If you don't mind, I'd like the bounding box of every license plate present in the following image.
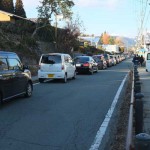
[76,64,81,67]
[48,74,54,78]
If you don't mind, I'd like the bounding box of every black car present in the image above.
[92,55,107,70]
[74,56,98,74]
[0,51,33,104]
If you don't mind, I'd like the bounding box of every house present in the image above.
[79,36,101,48]
[102,45,119,53]
[0,10,35,24]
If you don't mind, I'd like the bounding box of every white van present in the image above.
[38,53,76,83]
[146,52,150,72]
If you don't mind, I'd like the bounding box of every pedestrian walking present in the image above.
[132,54,140,66]
[139,55,144,66]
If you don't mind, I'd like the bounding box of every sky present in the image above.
[13,0,149,38]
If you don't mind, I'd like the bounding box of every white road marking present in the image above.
[89,74,128,150]
[33,82,40,86]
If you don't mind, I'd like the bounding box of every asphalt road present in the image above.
[0,59,132,150]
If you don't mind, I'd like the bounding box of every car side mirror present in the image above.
[23,65,29,70]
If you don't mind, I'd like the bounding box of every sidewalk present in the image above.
[138,67,150,133]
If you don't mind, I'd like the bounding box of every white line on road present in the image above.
[89,74,128,150]
[33,82,40,86]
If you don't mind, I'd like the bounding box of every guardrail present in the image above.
[125,69,134,150]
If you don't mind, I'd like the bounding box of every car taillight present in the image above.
[62,65,64,70]
[83,63,89,67]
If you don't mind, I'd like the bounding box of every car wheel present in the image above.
[72,71,76,79]
[39,78,45,83]
[24,82,32,97]
[95,67,98,73]
[90,68,93,75]
[63,74,67,83]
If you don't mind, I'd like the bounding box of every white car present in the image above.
[38,53,76,83]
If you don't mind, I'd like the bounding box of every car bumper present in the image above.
[38,70,65,79]
[76,67,90,73]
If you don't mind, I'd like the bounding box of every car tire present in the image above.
[63,74,67,83]
[39,78,45,83]
[24,82,32,97]
[90,68,93,75]
[72,71,76,79]
[95,67,98,73]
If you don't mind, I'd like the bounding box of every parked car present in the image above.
[114,55,119,64]
[0,51,33,104]
[103,54,112,67]
[38,53,76,83]
[92,55,107,69]
[110,55,117,66]
[74,56,98,74]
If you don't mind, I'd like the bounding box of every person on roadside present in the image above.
[139,55,144,66]
[132,54,140,65]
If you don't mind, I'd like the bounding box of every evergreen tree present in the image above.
[0,0,1,10]
[15,0,26,18]
[1,0,14,13]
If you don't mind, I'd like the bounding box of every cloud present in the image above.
[74,0,120,9]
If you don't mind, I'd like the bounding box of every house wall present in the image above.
[103,45,119,53]
[0,13,15,23]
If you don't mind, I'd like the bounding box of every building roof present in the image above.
[79,36,101,43]
[0,10,35,23]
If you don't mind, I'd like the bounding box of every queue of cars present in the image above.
[0,51,126,105]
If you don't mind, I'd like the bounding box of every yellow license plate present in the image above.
[48,74,54,78]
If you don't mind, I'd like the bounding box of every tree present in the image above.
[38,0,74,22]
[0,0,1,10]
[0,0,14,13]
[15,0,26,18]
[56,15,83,53]
[101,31,110,44]
[32,0,74,38]
[109,36,115,44]
[115,37,124,46]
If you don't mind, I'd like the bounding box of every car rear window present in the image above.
[41,55,61,64]
[75,57,90,63]
[93,56,102,59]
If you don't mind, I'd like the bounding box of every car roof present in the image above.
[76,56,91,58]
[42,53,70,56]
[0,51,19,59]
[93,55,103,57]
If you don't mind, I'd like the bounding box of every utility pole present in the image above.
[55,14,58,50]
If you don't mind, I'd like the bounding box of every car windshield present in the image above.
[75,57,90,63]
[41,55,61,64]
